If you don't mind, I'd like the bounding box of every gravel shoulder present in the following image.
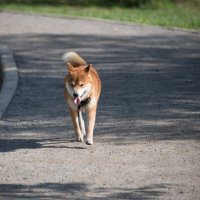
[0,11,200,199]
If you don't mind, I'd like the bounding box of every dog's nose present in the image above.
[73,93,78,98]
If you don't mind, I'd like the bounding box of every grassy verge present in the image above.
[0,2,199,30]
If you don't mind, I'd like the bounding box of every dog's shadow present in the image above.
[0,138,87,153]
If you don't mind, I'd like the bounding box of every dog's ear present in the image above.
[67,63,75,74]
[85,64,91,73]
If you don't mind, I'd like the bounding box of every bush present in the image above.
[1,0,199,8]
[0,0,170,7]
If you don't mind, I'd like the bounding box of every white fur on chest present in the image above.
[67,97,97,111]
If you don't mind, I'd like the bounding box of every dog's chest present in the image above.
[67,97,96,111]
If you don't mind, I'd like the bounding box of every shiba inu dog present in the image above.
[62,52,101,145]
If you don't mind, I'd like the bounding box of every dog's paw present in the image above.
[86,138,93,145]
[76,135,84,142]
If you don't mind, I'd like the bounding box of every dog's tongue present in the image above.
[74,97,80,105]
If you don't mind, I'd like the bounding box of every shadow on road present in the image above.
[0,182,171,199]
[0,33,199,148]
[0,138,88,153]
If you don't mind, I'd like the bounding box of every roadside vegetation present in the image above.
[0,0,199,29]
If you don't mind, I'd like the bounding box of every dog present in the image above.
[62,52,101,145]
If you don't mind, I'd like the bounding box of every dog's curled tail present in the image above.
[62,52,87,67]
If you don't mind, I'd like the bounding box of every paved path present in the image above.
[0,11,200,199]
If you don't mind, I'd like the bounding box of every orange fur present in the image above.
[63,52,101,145]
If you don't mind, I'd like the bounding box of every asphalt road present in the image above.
[0,11,200,199]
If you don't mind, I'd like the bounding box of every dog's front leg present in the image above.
[86,108,97,145]
[69,108,83,142]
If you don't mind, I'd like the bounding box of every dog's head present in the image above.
[65,63,92,105]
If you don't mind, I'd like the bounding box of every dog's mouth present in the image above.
[74,97,81,105]
[73,90,87,105]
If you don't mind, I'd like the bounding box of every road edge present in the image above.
[0,9,199,34]
[0,46,18,118]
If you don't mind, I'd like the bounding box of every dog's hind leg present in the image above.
[78,110,86,137]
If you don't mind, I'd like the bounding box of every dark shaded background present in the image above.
[0,0,199,8]
[0,32,199,145]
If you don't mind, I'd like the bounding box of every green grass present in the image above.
[0,2,199,30]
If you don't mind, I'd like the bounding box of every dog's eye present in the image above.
[70,83,75,87]
[80,84,84,87]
